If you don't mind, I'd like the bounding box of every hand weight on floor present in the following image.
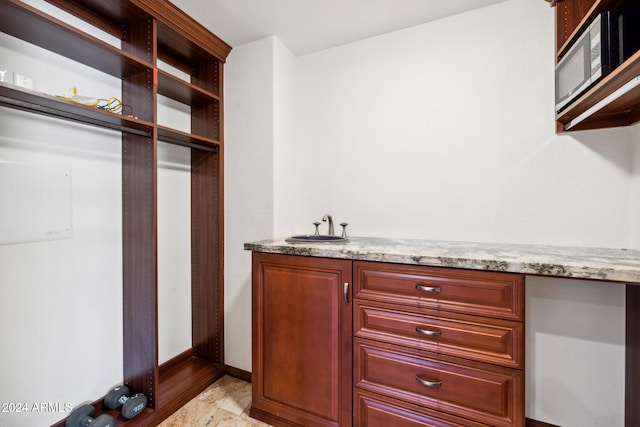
[104,385,147,419]
[65,404,114,427]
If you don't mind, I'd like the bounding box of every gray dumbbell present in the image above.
[65,404,114,427]
[104,385,147,419]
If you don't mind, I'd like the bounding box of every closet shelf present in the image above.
[1,0,152,79]
[157,70,221,105]
[0,82,153,136]
[157,125,220,152]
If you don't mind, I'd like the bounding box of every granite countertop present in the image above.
[244,236,640,283]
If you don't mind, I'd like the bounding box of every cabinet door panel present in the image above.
[252,253,352,427]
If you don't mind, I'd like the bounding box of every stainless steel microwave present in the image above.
[555,8,640,113]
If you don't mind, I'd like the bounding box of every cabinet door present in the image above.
[251,253,353,427]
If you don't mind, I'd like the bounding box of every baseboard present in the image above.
[225,365,252,383]
[250,405,302,426]
[526,418,561,427]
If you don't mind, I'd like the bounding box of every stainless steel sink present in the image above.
[286,234,348,243]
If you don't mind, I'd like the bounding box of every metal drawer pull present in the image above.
[416,375,442,388]
[343,282,349,304]
[415,326,442,337]
[416,284,441,293]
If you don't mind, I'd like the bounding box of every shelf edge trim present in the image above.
[0,95,152,137]
[564,75,640,131]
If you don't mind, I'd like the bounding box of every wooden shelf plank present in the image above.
[0,0,152,79]
[157,355,225,417]
[157,70,221,105]
[45,0,149,39]
[0,82,153,136]
[157,125,220,152]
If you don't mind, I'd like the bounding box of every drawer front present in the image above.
[354,261,524,321]
[355,389,488,427]
[354,300,523,368]
[354,339,524,427]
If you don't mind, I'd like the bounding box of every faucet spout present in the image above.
[322,214,334,236]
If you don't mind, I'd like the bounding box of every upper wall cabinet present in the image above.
[549,0,640,132]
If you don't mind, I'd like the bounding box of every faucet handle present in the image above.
[313,222,321,236]
[339,222,348,238]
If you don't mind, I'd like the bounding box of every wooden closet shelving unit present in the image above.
[0,0,231,424]
[550,0,640,132]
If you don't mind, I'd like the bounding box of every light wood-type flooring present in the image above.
[160,375,271,427]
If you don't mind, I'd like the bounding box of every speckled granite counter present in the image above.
[244,236,640,283]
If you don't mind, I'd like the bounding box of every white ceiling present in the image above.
[170,0,509,56]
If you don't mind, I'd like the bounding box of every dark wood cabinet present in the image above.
[250,253,525,426]
[353,261,525,427]
[0,1,230,424]
[549,0,640,132]
[251,253,353,427]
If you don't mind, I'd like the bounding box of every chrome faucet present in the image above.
[322,214,334,235]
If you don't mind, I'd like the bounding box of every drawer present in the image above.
[355,388,488,427]
[354,300,523,368]
[354,338,524,427]
[354,261,524,321]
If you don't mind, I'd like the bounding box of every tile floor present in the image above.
[159,376,272,427]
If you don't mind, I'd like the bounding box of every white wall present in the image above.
[284,1,634,247]
[224,37,278,371]
[225,0,635,425]
[526,277,625,426]
[0,109,123,427]
[273,38,298,238]
[157,142,192,364]
[0,16,124,424]
[223,36,296,371]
